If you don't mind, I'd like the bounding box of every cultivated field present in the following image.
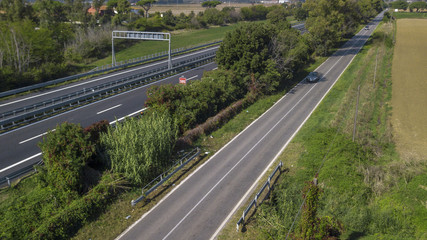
[391,19,427,160]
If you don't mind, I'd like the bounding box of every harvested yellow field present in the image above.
[391,19,427,160]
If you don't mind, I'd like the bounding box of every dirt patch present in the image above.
[391,19,427,160]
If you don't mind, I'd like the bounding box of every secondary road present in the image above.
[0,62,216,179]
[116,12,384,240]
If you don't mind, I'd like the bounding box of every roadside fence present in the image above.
[236,161,283,231]
[131,147,201,206]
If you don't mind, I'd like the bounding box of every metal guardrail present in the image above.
[0,41,221,99]
[131,147,201,206]
[236,161,283,231]
[0,52,216,131]
[0,160,43,187]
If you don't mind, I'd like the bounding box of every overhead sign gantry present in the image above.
[112,31,172,69]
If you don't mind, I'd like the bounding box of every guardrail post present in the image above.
[254,195,258,207]
[6,177,10,187]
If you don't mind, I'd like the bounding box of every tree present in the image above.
[0,0,33,22]
[409,1,427,12]
[391,0,408,10]
[33,0,66,28]
[38,122,95,194]
[271,27,309,83]
[294,7,308,21]
[137,0,156,18]
[64,0,89,23]
[216,22,280,94]
[203,8,224,25]
[267,6,291,29]
[201,0,221,8]
[92,0,105,19]
[303,0,345,56]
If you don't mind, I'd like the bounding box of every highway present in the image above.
[116,12,384,240]
[0,46,218,114]
[0,62,216,179]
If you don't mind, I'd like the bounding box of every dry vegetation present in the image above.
[391,19,427,161]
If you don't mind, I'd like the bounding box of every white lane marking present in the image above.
[162,78,319,240]
[109,108,147,125]
[0,152,42,173]
[211,18,375,240]
[0,47,219,108]
[186,75,198,81]
[97,104,122,115]
[19,129,55,144]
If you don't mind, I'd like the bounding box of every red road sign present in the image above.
[179,76,186,84]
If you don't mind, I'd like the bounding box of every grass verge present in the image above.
[90,25,239,68]
[218,21,427,239]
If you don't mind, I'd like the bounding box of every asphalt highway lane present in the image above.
[116,12,384,240]
[0,62,216,178]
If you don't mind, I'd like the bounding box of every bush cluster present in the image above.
[146,69,243,133]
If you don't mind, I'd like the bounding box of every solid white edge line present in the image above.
[0,152,42,173]
[0,46,219,107]
[210,17,376,240]
[97,104,122,115]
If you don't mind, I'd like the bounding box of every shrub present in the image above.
[84,120,110,144]
[38,122,95,194]
[30,172,126,240]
